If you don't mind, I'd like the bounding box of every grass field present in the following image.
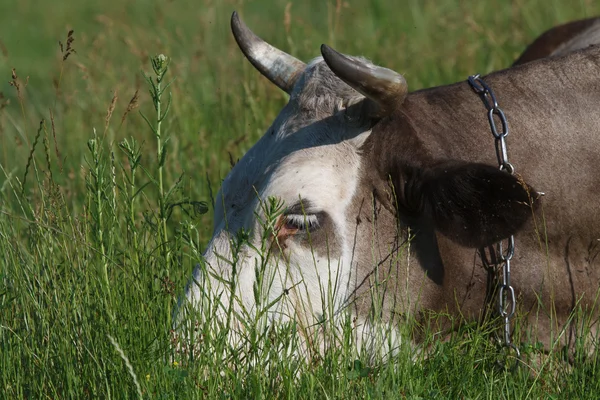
[2,0,600,398]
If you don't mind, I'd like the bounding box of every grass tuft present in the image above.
[1,0,600,397]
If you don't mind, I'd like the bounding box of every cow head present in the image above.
[178,12,536,354]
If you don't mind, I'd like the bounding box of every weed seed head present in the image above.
[151,54,170,77]
[59,29,76,61]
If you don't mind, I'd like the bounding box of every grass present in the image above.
[1,0,600,397]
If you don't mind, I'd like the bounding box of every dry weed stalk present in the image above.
[59,29,76,61]
[49,109,62,171]
[104,90,118,135]
[9,68,31,147]
[54,29,76,109]
[119,89,140,129]
[284,3,292,35]
[0,92,8,110]
[9,68,28,104]
[22,120,44,194]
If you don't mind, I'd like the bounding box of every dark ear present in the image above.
[421,163,537,248]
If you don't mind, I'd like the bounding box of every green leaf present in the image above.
[158,144,167,167]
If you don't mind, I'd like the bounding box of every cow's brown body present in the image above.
[352,50,600,349]
[181,14,600,357]
[515,17,600,65]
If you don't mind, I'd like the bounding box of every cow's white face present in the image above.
[177,14,412,356]
[178,13,538,358]
[183,58,374,340]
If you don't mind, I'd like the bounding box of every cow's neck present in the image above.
[383,45,600,163]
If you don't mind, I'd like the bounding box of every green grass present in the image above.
[1,0,600,397]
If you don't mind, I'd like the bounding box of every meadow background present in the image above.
[1,0,600,398]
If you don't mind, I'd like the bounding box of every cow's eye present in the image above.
[283,213,320,232]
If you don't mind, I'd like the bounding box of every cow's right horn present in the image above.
[231,12,306,94]
[320,44,407,117]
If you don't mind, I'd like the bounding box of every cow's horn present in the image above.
[231,12,305,94]
[320,44,407,116]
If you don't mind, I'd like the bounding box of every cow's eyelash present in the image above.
[284,214,320,230]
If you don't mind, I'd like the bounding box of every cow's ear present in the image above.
[421,163,537,248]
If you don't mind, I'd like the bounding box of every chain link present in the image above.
[468,74,520,363]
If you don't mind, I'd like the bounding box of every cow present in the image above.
[177,12,600,361]
[514,17,600,65]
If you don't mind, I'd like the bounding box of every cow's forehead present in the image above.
[261,139,363,209]
[287,57,365,122]
[214,58,372,230]
[216,137,364,233]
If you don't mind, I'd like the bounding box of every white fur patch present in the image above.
[179,58,393,356]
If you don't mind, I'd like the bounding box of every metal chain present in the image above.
[467,74,520,363]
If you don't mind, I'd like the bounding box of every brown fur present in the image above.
[346,46,600,352]
[514,17,600,65]
[190,14,600,360]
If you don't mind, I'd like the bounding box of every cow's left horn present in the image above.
[321,44,407,116]
[231,12,306,94]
